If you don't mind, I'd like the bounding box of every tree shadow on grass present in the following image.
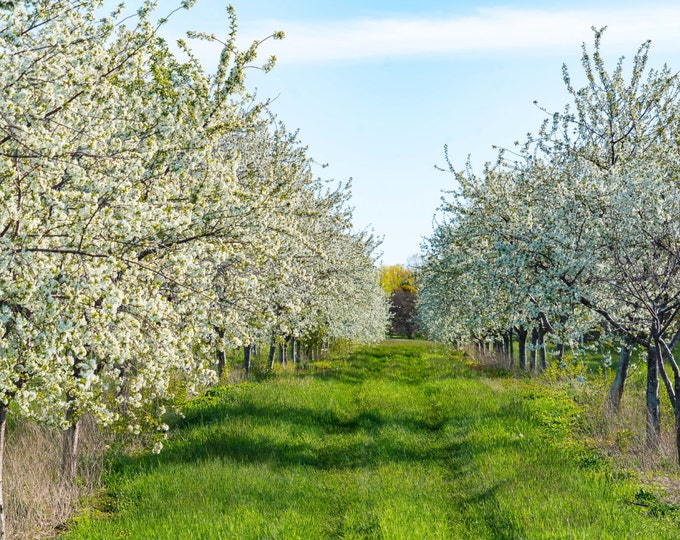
[456,480,528,540]
[114,391,527,486]
[119,426,476,475]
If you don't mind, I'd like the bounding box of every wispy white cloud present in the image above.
[235,5,680,64]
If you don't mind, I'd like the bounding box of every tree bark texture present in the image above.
[493,339,504,359]
[0,404,7,540]
[517,327,527,371]
[289,338,296,364]
[538,326,547,371]
[61,414,80,480]
[646,345,661,448]
[215,328,225,379]
[508,328,514,368]
[278,343,285,366]
[608,343,630,412]
[675,411,680,466]
[243,345,252,378]
[530,327,538,372]
[267,342,276,370]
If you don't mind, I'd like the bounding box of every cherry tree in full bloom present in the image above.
[0,1,388,534]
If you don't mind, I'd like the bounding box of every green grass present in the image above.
[62,341,680,539]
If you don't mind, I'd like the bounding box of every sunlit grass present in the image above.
[63,340,680,539]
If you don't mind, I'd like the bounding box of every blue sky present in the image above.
[152,0,680,265]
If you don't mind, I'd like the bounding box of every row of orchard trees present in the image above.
[418,29,680,463]
[0,1,388,534]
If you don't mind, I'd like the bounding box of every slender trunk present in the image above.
[673,366,680,466]
[517,327,527,371]
[658,338,680,465]
[61,410,80,480]
[215,328,225,379]
[62,357,83,480]
[493,339,503,357]
[658,345,676,410]
[508,328,514,368]
[675,403,680,467]
[674,373,680,466]
[556,342,565,363]
[502,333,510,363]
[673,375,680,465]
[216,349,225,379]
[538,326,547,371]
[609,343,631,412]
[0,404,7,540]
[289,338,296,364]
[530,327,538,372]
[267,342,276,369]
[243,345,252,378]
[278,343,286,366]
[646,345,661,448]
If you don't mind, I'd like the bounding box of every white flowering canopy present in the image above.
[0,0,388,436]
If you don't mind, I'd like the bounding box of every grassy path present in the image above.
[64,341,678,539]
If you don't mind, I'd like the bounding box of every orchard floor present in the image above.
[62,341,679,539]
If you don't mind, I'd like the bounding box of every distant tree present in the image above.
[380,265,418,338]
[380,265,415,294]
[390,288,418,338]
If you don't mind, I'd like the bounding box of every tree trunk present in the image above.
[508,328,514,368]
[0,404,7,540]
[215,327,225,379]
[61,411,80,480]
[267,342,276,370]
[608,343,631,412]
[289,338,297,364]
[517,327,527,371]
[502,333,510,365]
[530,327,538,372]
[675,404,680,467]
[278,342,286,366]
[669,350,680,466]
[675,372,680,466]
[62,358,83,480]
[243,345,252,378]
[556,342,565,363]
[646,345,661,448]
[658,339,680,465]
[216,349,225,380]
[538,326,547,371]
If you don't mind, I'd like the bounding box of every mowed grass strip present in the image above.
[63,341,679,539]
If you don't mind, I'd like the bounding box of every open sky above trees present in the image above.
[137,0,680,265]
